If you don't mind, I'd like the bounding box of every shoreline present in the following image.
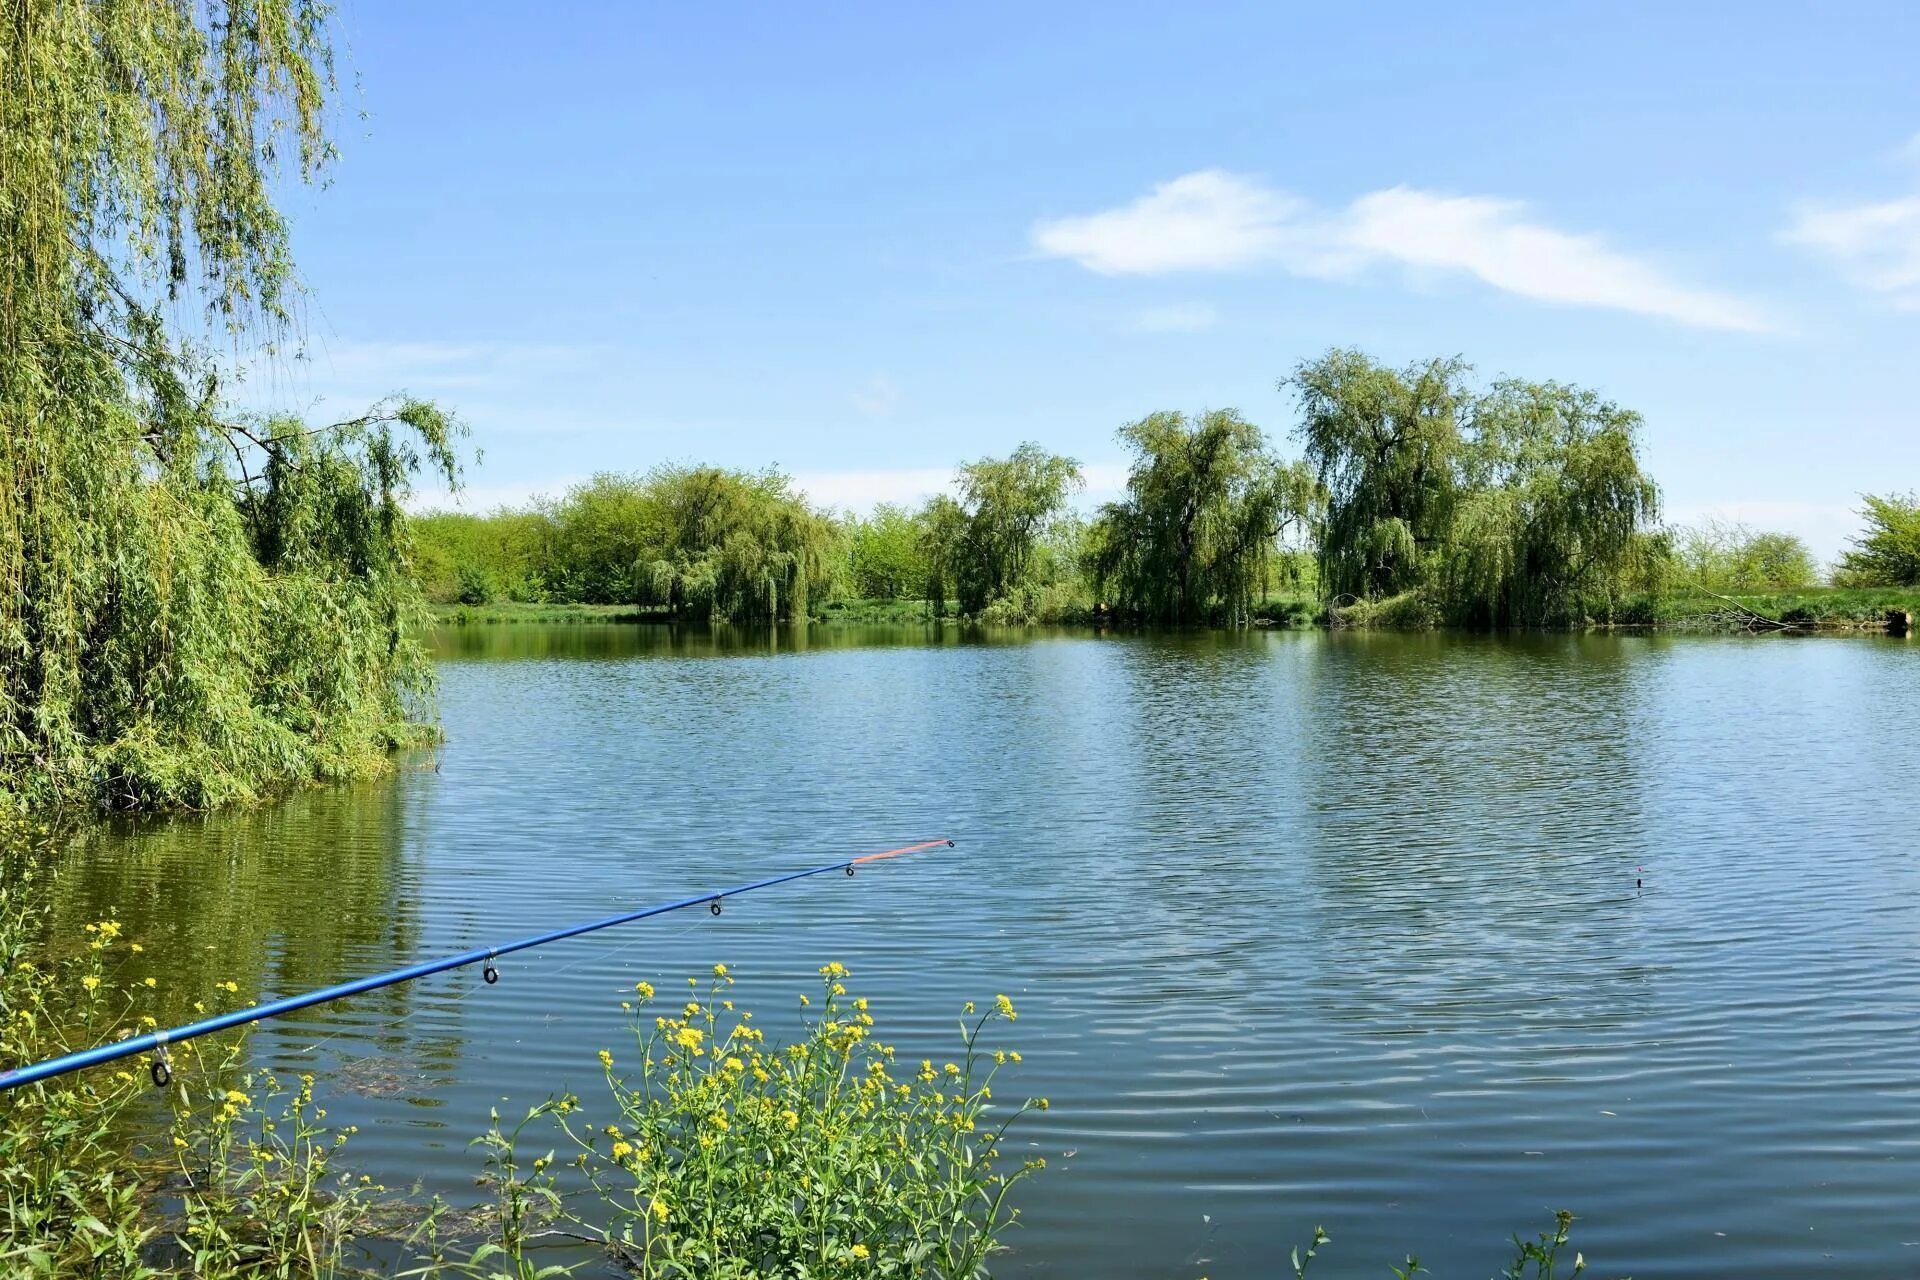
[432,589,1917,637]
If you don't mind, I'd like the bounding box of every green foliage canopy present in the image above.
[1673,518,1820,592]
[0,1,462,811]
[1290,350,1471,600]
[1835,493,1920,587]
[847,503,927,600]
[494,466,843,622]
[1289,350,1664,627]
[1444,380,1662,626]
[919,444,1082,615]
[1089,410,1315,624]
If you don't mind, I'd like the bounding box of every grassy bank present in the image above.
[438,594,1328,630]
[440,588,1916,636]
[434,602,662,624]
[1326,585,1918,633]
[1649,585,1920,631]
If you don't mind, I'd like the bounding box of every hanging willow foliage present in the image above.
[1,2,462,812]
[1289,349,1663,628]
[1444,380,1661,627]
[1089,410,1315,625]
[531,466,842,623]
[1289,349,1472,601]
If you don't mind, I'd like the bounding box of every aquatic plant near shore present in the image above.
[5,861,1611,1278]
[439,964,1048,1278]
[0,863,373,1278]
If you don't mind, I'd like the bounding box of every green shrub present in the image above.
[0,860,373,1279]
[1836,493,1920,587]
[1330,590,1441,630]
[441,965,1047,1279]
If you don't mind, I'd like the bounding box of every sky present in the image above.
[248,1,1920,563]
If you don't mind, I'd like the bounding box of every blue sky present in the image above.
[253,1,1920,561]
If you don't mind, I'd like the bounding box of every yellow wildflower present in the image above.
[611,1141,633,1160]
[598,1049,614,1069]
[635,981,655,1000]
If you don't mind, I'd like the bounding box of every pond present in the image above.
[44,623,1920,1277]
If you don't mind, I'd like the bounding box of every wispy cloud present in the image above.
[1129,303,1219,333]
[850,375,902,418]
[1782,137,1920,310]
[1032,170,1774,333]
[1032,171,1307,274]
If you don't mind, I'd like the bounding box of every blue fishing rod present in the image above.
[0,837,953,1094]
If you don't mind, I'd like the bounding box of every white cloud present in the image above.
[1129,303,1218,333]
[850,375,901,418]
[1031,171,1773,332]
[1782,194,1920,310]
[1032,170,1306,274]
[1341,188,1774,331]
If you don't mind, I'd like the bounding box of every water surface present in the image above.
[48,624,1920,1277]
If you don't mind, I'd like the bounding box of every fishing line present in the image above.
[0,837,954,1094]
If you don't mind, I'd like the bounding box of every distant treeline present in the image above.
[416,349,1920,629]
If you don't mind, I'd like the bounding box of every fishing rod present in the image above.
[0,836,954,1095]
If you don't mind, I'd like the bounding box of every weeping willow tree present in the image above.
[662,466,843,622]
[1442,381,1661,627]
[1088,410,1315,624]
[1,2,463,812]
[917,444,1081,616]
[537,466,840,622]
[1289,349,1470,601]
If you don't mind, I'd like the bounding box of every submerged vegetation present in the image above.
[0,1,462,817]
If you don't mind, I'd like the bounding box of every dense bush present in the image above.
[1835,493,1920,587]
[1672,518,1820,591]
